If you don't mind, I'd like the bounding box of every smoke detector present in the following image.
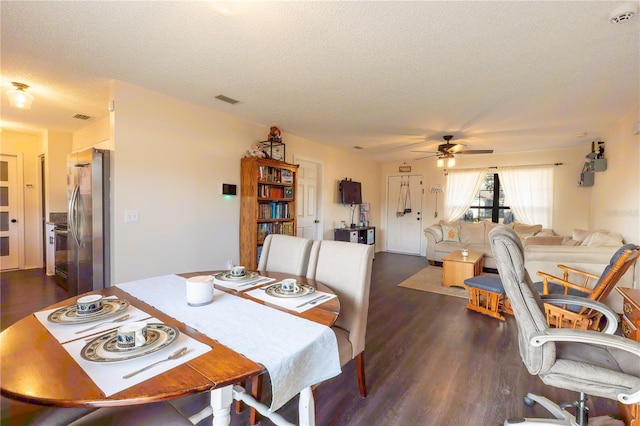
[610,2,638,23]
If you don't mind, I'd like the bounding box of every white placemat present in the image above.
[245,286,337,313]
[34,296,152,343]
[62,317,212,397]
[117,274,341,412]
[213,274,275,291]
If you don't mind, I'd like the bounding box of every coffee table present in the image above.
[442,250,484,288]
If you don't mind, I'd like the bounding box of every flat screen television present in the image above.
[340,180,362,205]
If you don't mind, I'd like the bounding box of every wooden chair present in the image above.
[535,243,639,330]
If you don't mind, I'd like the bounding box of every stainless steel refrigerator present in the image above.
[67,148,111,296]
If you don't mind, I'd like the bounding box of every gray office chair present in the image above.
[488,226,640,426]
[257,234,313,276]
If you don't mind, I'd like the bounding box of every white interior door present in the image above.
[295,158,322,240]
[1,155,20,270]
[386,175,423,254]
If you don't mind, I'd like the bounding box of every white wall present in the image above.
[44,130,72,215]
[590,105,639,286]
[109,81,381,283]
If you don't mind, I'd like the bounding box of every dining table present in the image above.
[0,270,341,426]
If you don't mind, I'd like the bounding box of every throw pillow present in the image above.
[573,229,591,243]
[441,224,460,242]
[459,221,485,245]
[513,222,543,236]
[562,238,581,246]
[587,231,624,247]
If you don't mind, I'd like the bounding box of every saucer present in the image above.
[265,283,315,298]
[215,271,259,282]
[81,323,179,363]
[48,299,129,324]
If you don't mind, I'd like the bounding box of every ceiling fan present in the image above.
[412,135,494,165]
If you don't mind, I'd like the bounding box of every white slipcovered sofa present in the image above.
[425,223,635,310]
[424,220,548,270]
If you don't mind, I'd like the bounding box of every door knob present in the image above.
[314,220,320,223]
[11,219,17,223]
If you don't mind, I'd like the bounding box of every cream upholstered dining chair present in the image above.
[306,239,375,397]
[257,234,313,276]
[488,226,640,426]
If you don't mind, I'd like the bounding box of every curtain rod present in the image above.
[447,162,563,172]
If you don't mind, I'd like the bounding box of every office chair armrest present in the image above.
[540,294,617,333]
[530,328,640,405]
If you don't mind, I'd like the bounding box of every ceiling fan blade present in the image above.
[457,149,494,154]
[414,153,439,160]
[447,144,466,154]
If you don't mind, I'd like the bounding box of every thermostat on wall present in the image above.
[222,184,237,195]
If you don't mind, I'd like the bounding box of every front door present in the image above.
[295,158,322,240]
[1,154,20,270]
[386,174,424,254]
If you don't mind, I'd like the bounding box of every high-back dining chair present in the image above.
[488,226,640,426]
[257,234,313,276]
[534,243,640,330]
[306,239,375,397]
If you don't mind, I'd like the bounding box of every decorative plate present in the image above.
[265,283,315,298]
[81,323,179,363]
[47,299,129,324]
[215,271,260,282]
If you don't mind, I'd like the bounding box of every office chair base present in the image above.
[504,393,623,426]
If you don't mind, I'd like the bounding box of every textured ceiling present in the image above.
[1,1,638,162]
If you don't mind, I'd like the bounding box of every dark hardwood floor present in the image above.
[1,253,622,425]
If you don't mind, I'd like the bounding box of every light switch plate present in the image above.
[124,210,139,223]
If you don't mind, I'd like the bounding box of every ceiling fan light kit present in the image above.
[413,134,494,165]
[6,82,34,110]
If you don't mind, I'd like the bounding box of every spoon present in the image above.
[74,314,131,334]
[122,347,189,379]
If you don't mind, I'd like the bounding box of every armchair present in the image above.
[535,244,639,330]
[488,227,640,426]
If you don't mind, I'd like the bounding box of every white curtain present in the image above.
[444,169,486,221]
[498,165,554,228]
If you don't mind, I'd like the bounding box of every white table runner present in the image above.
[117,274,341,411]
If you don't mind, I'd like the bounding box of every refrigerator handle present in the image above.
[69,185,81,248]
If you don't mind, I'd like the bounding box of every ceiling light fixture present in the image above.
[6,82,34,110]
[436,154,456,168]
[436,157,444,168]
[610,2,638,23]
[447,156,456,168]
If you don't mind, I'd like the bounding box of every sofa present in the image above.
[424,220,548,270]
[424,222,635,310]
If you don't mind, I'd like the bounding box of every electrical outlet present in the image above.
[124,210,139,223]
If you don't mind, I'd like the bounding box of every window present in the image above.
[463,173,512,223]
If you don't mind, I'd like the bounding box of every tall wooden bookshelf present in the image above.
[240,157,298,270]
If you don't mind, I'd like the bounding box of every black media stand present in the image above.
[334,226,375,247]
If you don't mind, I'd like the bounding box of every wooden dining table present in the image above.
[0,271,340,425]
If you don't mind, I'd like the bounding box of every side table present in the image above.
[442,250,483,288]
[616,287,640,426]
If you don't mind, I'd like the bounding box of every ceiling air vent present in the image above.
[73,114,91,120]
[214,94,240,105]
[353,146,364,150]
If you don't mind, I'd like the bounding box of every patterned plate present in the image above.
[81,323,179,363]
[215,271,260,282]
[47,299,129,324]
[265,283,315,298]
